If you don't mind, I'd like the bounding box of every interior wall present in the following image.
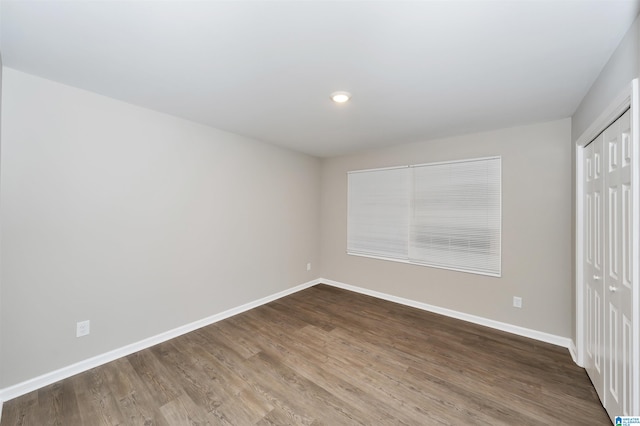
[0,50,4,391]
[570,14,640,343]
[0,0,4,390]
[572,15,640,142]
[320,119,572,338]
[0,68,321,388]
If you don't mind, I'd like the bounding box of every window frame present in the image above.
[347,156,502,277]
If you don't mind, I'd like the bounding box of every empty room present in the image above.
[0,0,639,424]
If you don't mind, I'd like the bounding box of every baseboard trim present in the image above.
[0,278,322,403]
[320,278,572,349]
[569,340,581,366]
[0,276,575,405]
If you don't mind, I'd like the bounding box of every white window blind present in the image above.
[347,157,501,277]
[347,167,409,260]
[410,158,501,275]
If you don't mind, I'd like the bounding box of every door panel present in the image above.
[585,135,605,399]
[603,109,633,419]
[608,302,619,404]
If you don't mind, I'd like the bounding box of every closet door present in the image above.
[584,133,605,400]
[603,109,633,417]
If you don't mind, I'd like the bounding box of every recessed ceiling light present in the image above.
[330,91,351,103]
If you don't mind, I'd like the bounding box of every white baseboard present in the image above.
[0,276,575,407]
[569,340,581,366]
[0,278,321,404]
[321,278,573,350]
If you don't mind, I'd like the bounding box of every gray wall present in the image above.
[572,15,640,142]
[0,68,321,387]
[0,44,3,391]
[320,119,573,337]
[570,15,640,342]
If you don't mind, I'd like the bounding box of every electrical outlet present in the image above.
[76,320,90,337]
[513,297,522,308]
[306,262,311,271]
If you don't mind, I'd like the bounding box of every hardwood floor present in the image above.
[1,284,609,425]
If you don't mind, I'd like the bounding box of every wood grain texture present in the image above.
[1,284,609,425]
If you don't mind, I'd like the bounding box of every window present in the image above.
[347,157,501,277]
[347,166,410,260]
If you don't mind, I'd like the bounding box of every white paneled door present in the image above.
[603,110,633,417]
[584,131,605,400]
[584,109,635,421]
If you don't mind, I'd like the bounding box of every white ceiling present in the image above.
[2,1,639,157]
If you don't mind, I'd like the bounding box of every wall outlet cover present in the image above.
[76,320,90,337]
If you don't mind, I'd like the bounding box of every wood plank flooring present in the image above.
[1,284,609,425]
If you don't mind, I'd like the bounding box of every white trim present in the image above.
[569,340,581,366]
[348,165,409,174]
[345,252,501,278]
[0,275,579,406]
[575,86,633,148]
[574,80,639,413]
[321,278,572,349]
[0,278,321,403]
[348,156,502,175]
[410,155,501,169]
[575,142,586,366]
[631,79,640,414]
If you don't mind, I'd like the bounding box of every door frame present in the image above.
[575,79,639,414]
